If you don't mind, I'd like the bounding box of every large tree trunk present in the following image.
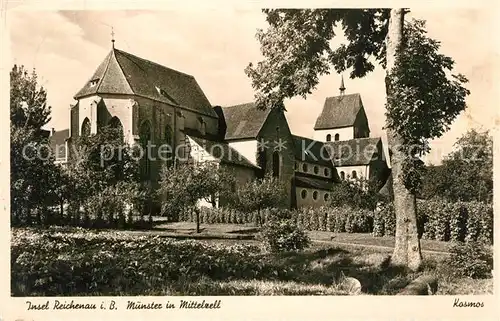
[385,8,423,271]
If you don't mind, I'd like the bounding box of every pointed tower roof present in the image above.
[74,48,218,118]
[314,93,365,130]
[339,75,346,95]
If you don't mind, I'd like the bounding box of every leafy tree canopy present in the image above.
[246,9,469,192]
[421,129,493,202]
[10,65,51,131]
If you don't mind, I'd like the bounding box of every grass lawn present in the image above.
[153,221,451,254]
[11,226,492,296]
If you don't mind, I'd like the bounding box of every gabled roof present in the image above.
[219,102,272,140]
[314,93,364,130]
[187,135,259,169]
[74,48,217,118]
[378,170,394,201]
[49,129,69,159]
[325,137,382,166]
[291,135,334,168]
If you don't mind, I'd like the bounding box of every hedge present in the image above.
[180,206,373,234]
[180,199,493,244]
[373,199,493,243]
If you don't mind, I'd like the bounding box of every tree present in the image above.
[10,65,51,131]
[69,125,139,192]
[421,130,493,202]
[65,125,140,221]
[10,65,60,225]
[158,162,234,233]
[245,9,469,270]
[330,177,381,210]
[235,175,286,226]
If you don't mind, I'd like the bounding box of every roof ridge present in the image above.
[110,48,137,96]
[325,92,361,100]
[292,134,322,142]
[95,49,114,93]
[222,102,254,108]
[114,48,195,79]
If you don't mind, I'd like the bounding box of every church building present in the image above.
[50,46,388,209]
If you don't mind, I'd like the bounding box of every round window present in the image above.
[314,166,319,174]
[313,191,318,200]
[301,189,307,199]
[302,163,308,172]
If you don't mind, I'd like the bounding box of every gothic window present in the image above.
[257,148,266,177]
[198,117,206,135]
[340,171,345,180]
[81,118,91,137]
[272,151,280,178]
[108,116,124,139]
[334,133,340,141]
[352,170,357,179]
[164,125,173,167]
[326,134,331,142]
[139,121,152,181]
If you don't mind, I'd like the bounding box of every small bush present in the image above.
[260,219,311,253]
[444,241,493,279]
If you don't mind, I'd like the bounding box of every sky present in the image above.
[7,7,498,165]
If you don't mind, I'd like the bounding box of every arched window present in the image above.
[324,168,330,177]
[313,166,319,175]
[334,133,340,141]
[139,121,152,181]
[326,134,331,142]
[81,117,91,137]
[272,151,280,178]
[352,170,357,179]
[313,191,318,200]
[340,171,345,180]
[302,163,308,173]
[257,148,266,178]
[301,189,307,199]
[324,193,329,201]
[164,125,173,167]
[108,116,124,139]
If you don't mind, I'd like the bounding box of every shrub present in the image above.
[260,219,311,253]
[444,241,493,279]
[11,228,272,296]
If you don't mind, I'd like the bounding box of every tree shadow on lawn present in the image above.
[269,247,413,295]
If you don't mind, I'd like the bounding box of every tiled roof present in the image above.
[219,102,272,140]
[294,175,334,191]
[187,135,258,169]
[49,129,69,160]
[74,48,217,118]
[378,170,393,200]
[325,137,382,166]
[314,93,363,130]
[291,135,334,168]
